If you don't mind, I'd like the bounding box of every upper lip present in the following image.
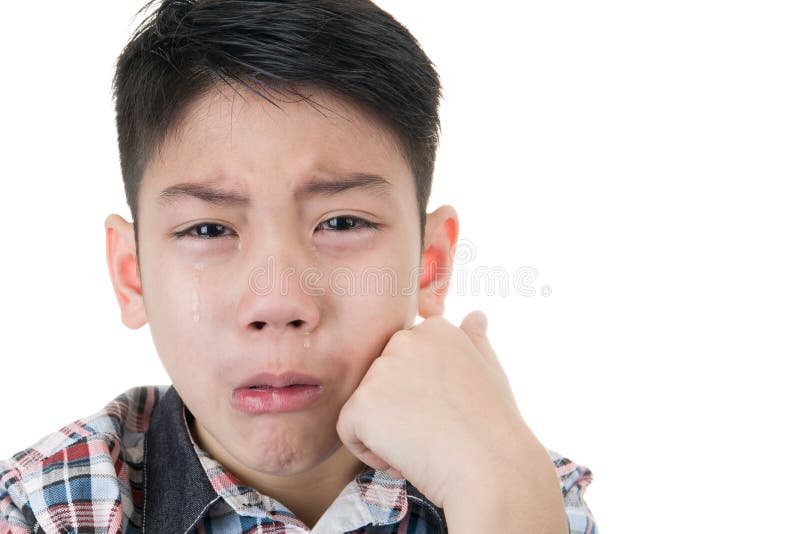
[236,371,323,389]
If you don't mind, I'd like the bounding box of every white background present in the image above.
[1,1,798,532]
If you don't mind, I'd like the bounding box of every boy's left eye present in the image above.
[316,216,378,233]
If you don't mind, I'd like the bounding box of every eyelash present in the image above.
[172,216,379,240]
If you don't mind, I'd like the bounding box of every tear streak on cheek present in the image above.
[192,262,205,323]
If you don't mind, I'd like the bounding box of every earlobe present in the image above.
[104,214,147,329]
[418,205,459,318]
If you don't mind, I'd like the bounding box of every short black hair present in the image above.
[113,0,441,251]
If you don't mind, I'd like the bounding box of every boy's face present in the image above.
[112,84,451,478]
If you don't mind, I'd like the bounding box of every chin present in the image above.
[237,432,341,475]
[246,449,329,476]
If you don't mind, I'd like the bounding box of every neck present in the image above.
[189,418,366,529]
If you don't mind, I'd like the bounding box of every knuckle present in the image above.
[386,328,414,349]
[370,355,390,372]
[428,315,448,327]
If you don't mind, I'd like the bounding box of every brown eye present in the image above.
[317,216,377,232]
[175,223,235,239]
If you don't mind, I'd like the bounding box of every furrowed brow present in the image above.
[157,173,392,208]
[295,173,392,200]
[158,182,251,208]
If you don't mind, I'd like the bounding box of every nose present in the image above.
[237,250,321,335]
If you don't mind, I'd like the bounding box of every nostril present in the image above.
[250,320,304,330]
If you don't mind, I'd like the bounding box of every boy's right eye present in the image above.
[173,223,236,239]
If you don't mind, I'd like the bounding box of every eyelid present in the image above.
[172,222,237,239]
[315,215,379,232]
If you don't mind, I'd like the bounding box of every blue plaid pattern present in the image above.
[1,386,597,532]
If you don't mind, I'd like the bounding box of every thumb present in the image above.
[460,310,520,414]
[459,310,506,378]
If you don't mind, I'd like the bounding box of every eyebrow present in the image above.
[294,173,392,200]
[158,182,251,207]
[157,173,392,208]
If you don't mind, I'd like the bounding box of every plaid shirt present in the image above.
[1,386,597,533]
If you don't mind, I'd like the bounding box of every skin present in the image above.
[105,83,567,532]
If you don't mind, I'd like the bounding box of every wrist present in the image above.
[441,426,567,533]
[442,417,541,499]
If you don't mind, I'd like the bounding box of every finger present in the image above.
[354,446,403,480]
[385,467,404,480]
[459,310,505,376]
[337,400,395,474]
[337,428,392,471]
[357,446,394,473]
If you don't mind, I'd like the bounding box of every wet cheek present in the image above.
[167,262,231,327]
[146,265,215,369]
[158,266,205,323]
[190,262,206,322]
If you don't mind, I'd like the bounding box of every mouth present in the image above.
[247,384,313,390]
[232,383,324,413]
[237,371,323,390]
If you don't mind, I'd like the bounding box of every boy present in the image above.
[0,0,596,532]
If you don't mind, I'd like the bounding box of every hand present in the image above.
[336,310,535,507]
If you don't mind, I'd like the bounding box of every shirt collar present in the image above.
[145,386,419,532]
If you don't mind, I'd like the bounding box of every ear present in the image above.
[104,214,147,329]
[418,205,459,318]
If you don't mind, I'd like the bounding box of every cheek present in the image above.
[143,262,214,371]
[325,282,417,382]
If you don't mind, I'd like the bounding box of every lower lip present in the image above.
[231,385,324,413]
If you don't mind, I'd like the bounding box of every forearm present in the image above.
[443,431,568,534]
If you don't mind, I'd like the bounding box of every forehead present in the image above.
[140,83,416,210]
